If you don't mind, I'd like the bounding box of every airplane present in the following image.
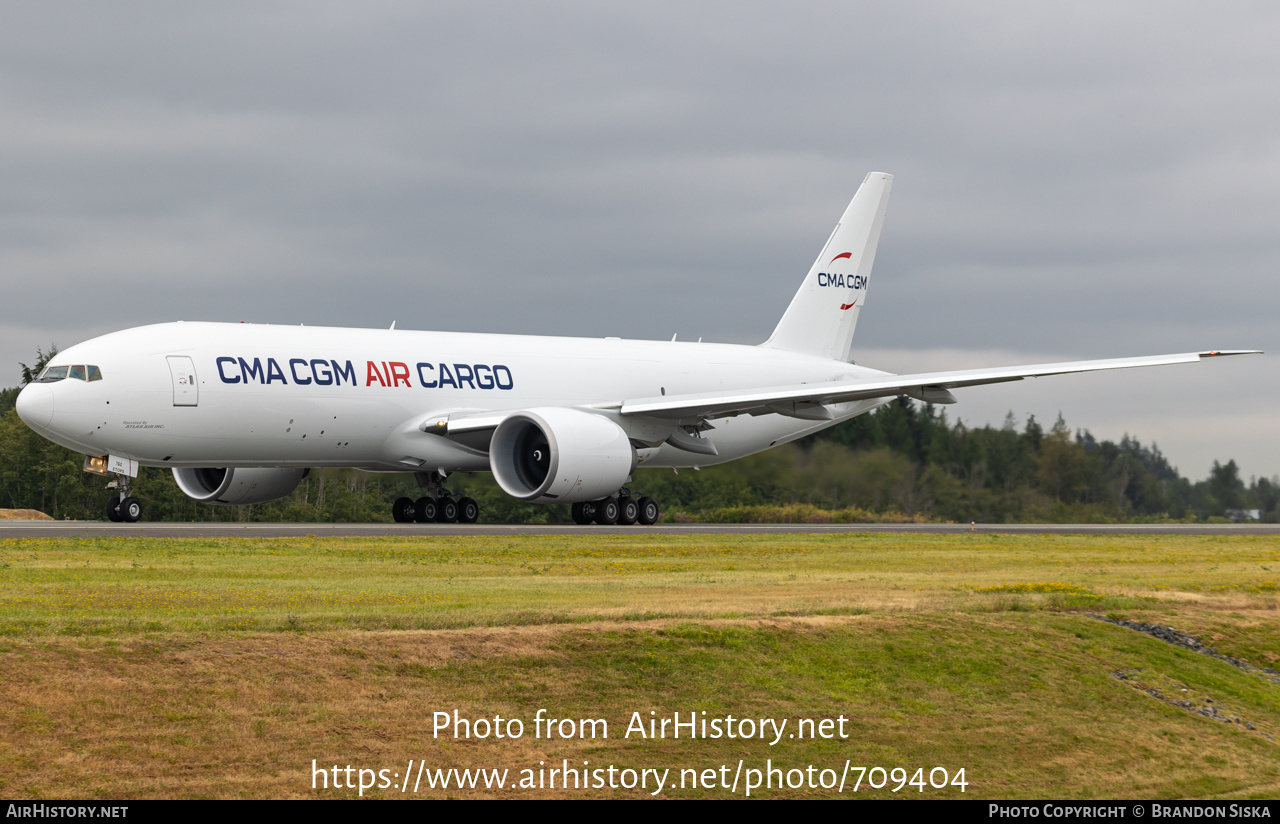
[14,172,1260,525]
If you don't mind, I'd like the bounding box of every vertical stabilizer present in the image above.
[764,172,893,361]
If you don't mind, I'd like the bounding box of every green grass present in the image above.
[1,534,1277,635]
[0,534,1277,798]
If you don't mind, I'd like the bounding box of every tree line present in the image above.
[1,362,1274,523]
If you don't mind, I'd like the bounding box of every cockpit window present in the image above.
[35,364,101,383]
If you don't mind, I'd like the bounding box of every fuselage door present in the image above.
[167,356,199,406]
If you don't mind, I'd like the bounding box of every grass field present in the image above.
[0,534,1277,799]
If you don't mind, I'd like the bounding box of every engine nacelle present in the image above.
[172,467,309,506]
[490,408,636,504]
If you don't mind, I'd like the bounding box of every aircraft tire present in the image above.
[571,502,594,525]
[637,497,660,525]
[120,496,142,523]
[106,497,124,522]
[458,497,479,523]
[618,496,639,525]
[594,497,620,525]
[392,497,415,523]
[414,497,436,523]
[439,497,459,523]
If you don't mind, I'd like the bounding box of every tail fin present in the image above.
[764,172,893,361]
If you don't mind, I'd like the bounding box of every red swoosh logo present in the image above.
[832,252,858,309]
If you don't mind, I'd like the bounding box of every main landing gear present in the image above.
[392,494,478,524]
[105,475,142,523]
[571,489,660,526]
[393,472,479,524]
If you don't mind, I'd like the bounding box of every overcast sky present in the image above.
[2,2,1276,480]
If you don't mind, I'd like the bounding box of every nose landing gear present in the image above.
[105,475,142,522]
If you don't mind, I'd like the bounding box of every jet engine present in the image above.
[172,467,310,506]
[489,408,636,503]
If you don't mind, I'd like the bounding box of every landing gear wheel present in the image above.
[637,497,660,525]
[571,502,595,525]
[106,496,123,522]
[618,496,639,525]
[414,497,437,523]
[392,496,415,523]
[119,496,142,523]
[458,497,479,523]
[438,497,460,523]
[595,497,620,525]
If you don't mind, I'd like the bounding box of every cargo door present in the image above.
[167,356,199,406]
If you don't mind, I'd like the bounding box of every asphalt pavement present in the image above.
[1,521,1276,538]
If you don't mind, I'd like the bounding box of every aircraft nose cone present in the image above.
[15,384,54,430]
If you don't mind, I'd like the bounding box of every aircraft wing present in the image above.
[419,410,512,435]
[619,350,1262,421]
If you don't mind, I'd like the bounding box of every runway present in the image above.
[1,520,1277,538]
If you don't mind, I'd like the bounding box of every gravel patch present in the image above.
[1097,617,1280,685]
[1110,669,1274,741]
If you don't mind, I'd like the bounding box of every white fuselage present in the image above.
[19,321,891,472]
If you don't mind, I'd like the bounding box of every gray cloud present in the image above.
[1,1,1275,477]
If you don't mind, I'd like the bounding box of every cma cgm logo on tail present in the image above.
[816,252,868,311]
[215,357,514,390]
